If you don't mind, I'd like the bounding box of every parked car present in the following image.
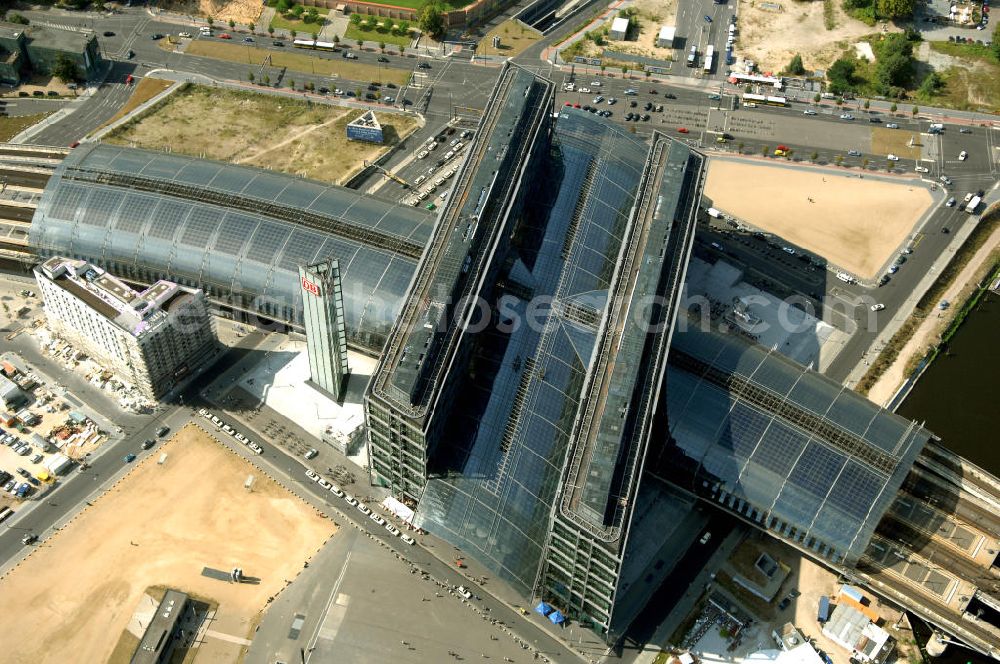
[870,303,885,311]
[141,439,155,450]
[219,33,232,39]
[103,31,116,37]
[401,534,415,545]
[417,62,431,68]
[378,56,389,62]
[123,453,136,463]
[156,426,169,437]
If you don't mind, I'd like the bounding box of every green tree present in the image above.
[874,0,915,19]
[418,2,446,41]
[228,18,235,29]
[248,70,255,83]
[835,154,844,166]
[290,29,297,40]
[863,99,870,110]
[52,54,81,84]
[786,53,805,75]
[7,13,29,25]
[862,158,870,169]
[333,34,340,44]
[813,92,821,103]
[379,41,386,52]
[917,72,941,98]
[350,13,362,25]
[289,78,295,89]
[810,151,819,162]
[249,22,255,33]
[207,16,214,27]
[890,101,898,113]
[268,25,275,36]
[762,145,770,156]
[263,74,270,85]
[827,57,856,94]
[993,25,1000,60]
[911,104,919,115]
[356,38,363,48]
[737,142,744,154]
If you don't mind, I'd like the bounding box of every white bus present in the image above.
[704,45,715,73]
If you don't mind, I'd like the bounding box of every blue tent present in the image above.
[535,602,553,616]
[548,610,566,625]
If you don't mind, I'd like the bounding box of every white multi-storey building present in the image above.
[34,257,217,400]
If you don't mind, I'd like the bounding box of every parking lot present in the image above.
[379,125,476,208]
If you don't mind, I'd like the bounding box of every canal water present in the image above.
[898,290,999,664]
[898,290,1000,471]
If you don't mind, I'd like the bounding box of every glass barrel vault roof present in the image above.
[28,144,436,351]
[661,326,932,563]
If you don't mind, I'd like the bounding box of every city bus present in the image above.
[704,45,714,73]
[293,39,338,51]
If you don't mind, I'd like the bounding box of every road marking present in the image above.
[303,549,352,662]
[204,629,253,646]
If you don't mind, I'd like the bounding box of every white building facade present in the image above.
[34,257,217,400]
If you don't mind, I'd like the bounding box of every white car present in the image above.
[803,109,816,115]
[417,150,428,160]
[401,534,415,545]
[247,442,263,455]
[946,197,956,207]
[385,523,400,536]
[198,408,209,417]
[306,469,319,481]
[839,113,854,120]
[885,123,898,129]
[357,503,372,515]
[870,303,885,311]
[178,32,192,38]
[590,81,602,86]
[887,154,899,161]
[318,478,332,490]
[781,246,795,255]
[330,485,345,497]
[579,87,591,93]
[958,151,968,161]
[457,586,472,599]
[344,495,358,506]
[915,166,929,173]
[370,513,386,526]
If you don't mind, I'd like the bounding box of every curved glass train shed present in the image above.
[28,144,435,352]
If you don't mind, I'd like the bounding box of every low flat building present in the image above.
[610,16,630,40]
[823,600,892,663]
[34,257,217,401]
[130,589,188,664]
[0,21,102,84]
[346,110,384,144]
[656,25,675,48]
[0,374,28,410]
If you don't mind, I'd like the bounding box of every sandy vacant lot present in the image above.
[160,0,262,25]
[704,159,932,278]
[0,425,334,664]
[107,85,418,185]
[737,0,895,73]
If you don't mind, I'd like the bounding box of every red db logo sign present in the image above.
[301,277,320,296]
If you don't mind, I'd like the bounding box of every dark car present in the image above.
[368,83,379,91]
[272,40,284,47]
[378,56,389,62]
[365,92,377,100]
[629,100,637,107]
[318,86,329,94]
[126,50,135,59]
[156,425,169,437]
[151,33,165,40]
[417,62,431,69]
[386,82,397,88]
[778,597,791,611]
[665,92,676,99]
[21,533,38,546]
[103,31,116,37]
[123,453,136,463]
[642,114,650,121]
[142,439,155,450]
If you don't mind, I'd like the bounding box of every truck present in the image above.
[706,207,723,218]
[818,595,831,622]
[965,195,981,214]
[687,46,697,67]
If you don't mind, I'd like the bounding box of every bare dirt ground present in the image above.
[736,0,894,73]
[160,0,262,25]
[867,226,1000,404]
[0,425,335,664]
[106,85,418,185]
[571,0,678,59]
[704,159,932,278]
